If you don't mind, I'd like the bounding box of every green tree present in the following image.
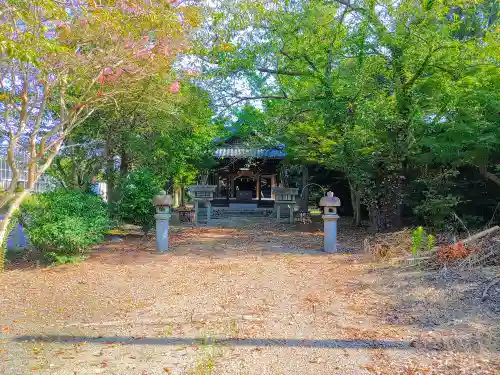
[0,0,200,268]
[197,0,499,230]
[63,82,219,204]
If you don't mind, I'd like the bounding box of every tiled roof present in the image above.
[215,146,286,159]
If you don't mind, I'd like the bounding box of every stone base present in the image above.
[229,203,258,209]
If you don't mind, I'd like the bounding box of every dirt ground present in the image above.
[0,222,499,375]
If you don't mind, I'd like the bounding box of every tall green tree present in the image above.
[197,0,499,230]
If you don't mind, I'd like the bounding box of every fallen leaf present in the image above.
[309,356,325,364]
[31,348,41,355]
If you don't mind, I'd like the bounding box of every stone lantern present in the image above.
[152,190,173,252]
[319,191,341,253]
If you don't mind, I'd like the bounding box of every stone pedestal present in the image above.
[152,191,173,252]
[155,212,171,252]
[322,214,339,253]
[319,191,341,253]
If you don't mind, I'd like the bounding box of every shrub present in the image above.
[411,226,425,256]
[410,226,436,257]
[117,168,162,235]
[20,190,111,256]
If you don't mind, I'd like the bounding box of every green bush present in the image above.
[20,190,111,256]
[117,168,162,235]
[410,226,436,257]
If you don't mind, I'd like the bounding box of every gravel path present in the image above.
[0,226,499,374]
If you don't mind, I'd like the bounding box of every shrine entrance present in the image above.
[234,175,257,200]
[202,135,285,211]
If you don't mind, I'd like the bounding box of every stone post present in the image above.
[319,191,341,253]
[206,201,212,222]
[187,185,217,225]
[153,190,173,252]
[194,200,199,225]
[272,187,299,224]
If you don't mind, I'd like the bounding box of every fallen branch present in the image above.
[403,256,432,265]
[462,226,500,244]
[460,248,499,269]
[482,277,500,301]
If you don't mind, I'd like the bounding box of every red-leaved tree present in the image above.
[0,0,200,269]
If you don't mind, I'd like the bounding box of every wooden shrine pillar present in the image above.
[271,174,276,200]
[230,175,235,198]
[256,174,261,201]
[215,172,219,197]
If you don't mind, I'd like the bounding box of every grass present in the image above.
[185,336,223,375]
[156,324,174,337]
[5,246,88,267]
[228,319,239,338]
[45,252,88,265]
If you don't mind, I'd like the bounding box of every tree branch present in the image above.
[404,46,455,90]
[5,71,29,198]
[28,82,49,187]
[302,55,320,74]
[478,166,500,188]
[279,48,299,61]
[228,95,288,106]
[257,68,310,76]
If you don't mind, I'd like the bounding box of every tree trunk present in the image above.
[180,185,185,207]
[369,203,380,232]
[300,165,309,213]
[27,154,36,188]
[69,141,79,189]
[349,180,362,226]
[120,147,129,178]
[0,190,30,271]
[104,138,117,205]
[369,175,404,232]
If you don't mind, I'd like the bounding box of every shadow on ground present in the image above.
[12,335,411,349]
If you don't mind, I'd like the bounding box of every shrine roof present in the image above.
[214,135,286,159]
[214,146,286,159]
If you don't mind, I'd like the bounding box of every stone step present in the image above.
[211,208,275,218]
